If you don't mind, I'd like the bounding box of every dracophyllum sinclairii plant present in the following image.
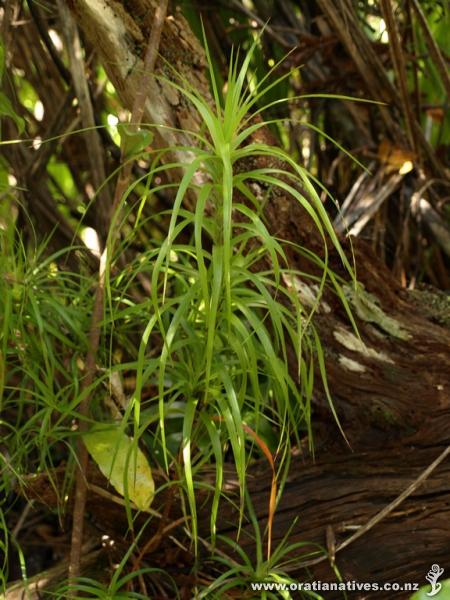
[126,32,356,549]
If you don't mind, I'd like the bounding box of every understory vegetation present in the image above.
[0,1,449,598]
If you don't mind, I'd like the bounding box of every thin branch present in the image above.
[291,444,450,571]
[380,0,417,153]
[67,0,169,588]
[7,544,102,599]
[57,0,110,243]
[379,0,446,178]
[26,0,72,84]
[410,0,450,102]
[109,0,170,226]
[227,0,292,48]
[336,444,450,553]
[1,0,20,61]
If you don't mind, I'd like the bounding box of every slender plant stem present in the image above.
[68,1,169,588]
[57,0,110,243]
[410,0,450,102]
[380,0,417,154]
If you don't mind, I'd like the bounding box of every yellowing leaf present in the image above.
[378,139,415,174]
[83,426,154,511]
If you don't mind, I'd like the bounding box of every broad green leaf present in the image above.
[118,124,153,158]
[83,426,154,511]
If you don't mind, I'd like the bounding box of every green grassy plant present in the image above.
[1,31,356,596]
[54,530,179,600]
[195,491,327,599]
[125,32,355,552]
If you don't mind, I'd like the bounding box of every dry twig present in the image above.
[291,444,450,571]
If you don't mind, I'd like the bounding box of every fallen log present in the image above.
[213,429,450,599]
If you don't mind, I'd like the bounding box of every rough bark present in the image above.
[71,0,210,195]
[212,427,450,599]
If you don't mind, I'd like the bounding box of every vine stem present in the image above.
[68,1,169,589]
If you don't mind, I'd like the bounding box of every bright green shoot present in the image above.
[195,490,327,599]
